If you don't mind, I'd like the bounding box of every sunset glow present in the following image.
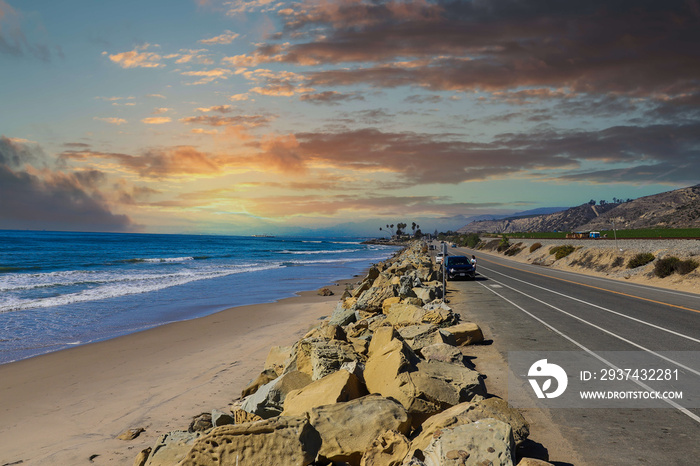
[2,0,699,235]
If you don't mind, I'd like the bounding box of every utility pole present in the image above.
[442,242,447,303]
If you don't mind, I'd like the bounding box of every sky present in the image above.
[1,0,699,236]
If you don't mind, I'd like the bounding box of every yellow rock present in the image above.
[282,369,366,416]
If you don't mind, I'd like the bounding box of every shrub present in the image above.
[529,242,542,253]
[612,256,624,268]
[654,257,699,278]
[497,235,510,252]
[464,233,481,249]
[505,243,524,256]
[549,245,576,260]
[627,252,655,269]
[654,257,680,278]
[676,259,699,275]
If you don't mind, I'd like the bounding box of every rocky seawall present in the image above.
[131,242,554,466]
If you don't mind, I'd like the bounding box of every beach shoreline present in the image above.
[0,274,365,465]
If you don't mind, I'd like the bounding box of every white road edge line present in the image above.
[480,265,700,344]
[476,281,700,424]
[479,271,700,377]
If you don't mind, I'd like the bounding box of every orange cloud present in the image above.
[181,68,233,85]
[94,117,127,125]
[199,30,240,45]
[106,44,164,69]
[141,117,171,124]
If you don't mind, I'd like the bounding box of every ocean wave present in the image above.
[0,264,280,313]
[123,256,196,263]
[280,248,358,255]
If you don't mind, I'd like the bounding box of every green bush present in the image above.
[464,233,481,249]
[529,242,542,253]
[505,243,524,256]
[549,245,576,260]
[654,257,699,277]
[497,235,510,252]
[627,253,655,269]
[612,256,624,268]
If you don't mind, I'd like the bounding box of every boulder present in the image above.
[517,459,555,466]
[212,408,234,427]
[188,413,212,433]
[284,338,363,381]
[304,321,347,341]
[264,345,292,375]
[231,409,262,424]
[143,431,201,466]
[118,427,145,440]
[410,397,530,453]
[364,333,484,426]
[352,278,374,298]
[398,276,418,299]
[318,287,335,296]
[330,302,357,326]
[309,395,411,465]
[177,415,322,466]
[356,285,399,313]
[282,370,367,416]
[420,419,515,466]
[443,323,484,346]
[382,296,402,314]
[397,325,454,354]
[385,304,456,328]
[241,368,278,398]
[133,447,151,466]
[402,297,424,307]
[360,430,410,466]
[420,343,463,364]
[241,370,312,419]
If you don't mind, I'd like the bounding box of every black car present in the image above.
[444,255,476,280]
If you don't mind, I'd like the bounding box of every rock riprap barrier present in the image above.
[134,242,552,466]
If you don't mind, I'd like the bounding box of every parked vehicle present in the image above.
[436,252,447,264]
[444,255,476,280]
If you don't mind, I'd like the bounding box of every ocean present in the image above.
[0,230,399,365]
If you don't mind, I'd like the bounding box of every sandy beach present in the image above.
[0,284,349,465]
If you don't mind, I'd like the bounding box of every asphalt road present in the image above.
[443,245,700,465]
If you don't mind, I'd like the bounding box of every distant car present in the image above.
[444,255,476,280]
[436,252,447,264]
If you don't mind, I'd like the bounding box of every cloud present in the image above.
[0,136,132,232]
[246,0,700,98]
[300,91,365,105]
[107,43,164,68]
[179,114,273,127]
[152,107,171,114]
[142,117,172,124]
[181,67,233,84]
[0,1,58,61]
[146,93,167,99]
[195,105,233,113]
[199,30,240,44]
[94,117,128,125]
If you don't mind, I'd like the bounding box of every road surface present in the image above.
[444,245,700,465]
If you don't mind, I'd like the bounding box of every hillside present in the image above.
[458,185,700,233]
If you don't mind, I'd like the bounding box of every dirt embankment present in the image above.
[477,238,700,295]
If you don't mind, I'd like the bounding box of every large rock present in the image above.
[330,302,357,326]
[241,370,311,418]
[385,303,456,328]
[309,395,411,465]
[284,338,363,381]
[360,430,410,466]
[420,343,463,364]
[364,331,484,426]
[410,397,530,453]
[177,415,322,466]
[304,321,347,341]
[241,368,278,397]
[397,324,454,354]
[264,345,292,374]
[143,431,201,466]
[356,285,399,313]
[517,459,555,466]
[420,418,515,466]
[282,369,367,416]
[443,323,484,346]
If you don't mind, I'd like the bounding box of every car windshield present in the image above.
[447,257,470,265]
